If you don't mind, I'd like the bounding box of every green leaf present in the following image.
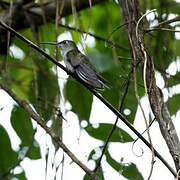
[106,150,144,180]
[11,105,41,160]
[29,64,59,121]
[87,148,97,161]
[83,168,105,180]
[14,170,26,180]
[166,72,180,87]
[105,150,123,171]
[85,123,134,142]
[0,125,18,174]
[13,37,29,55]
[121,82,139,123]
[11,105,34,146]
[146,30,175,71]
[65,79,93,120]
[122,163,144,180]
[101,67,125,108]
[102,86,120,109]
[173,40,180,56]
[39,23,56,43]
[39,23,59,56]
[7,53,34,100]
[167,94,180,115]
[87,51,115,72]
[27,141,41,160]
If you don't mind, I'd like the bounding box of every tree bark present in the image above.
[120,0,180,174]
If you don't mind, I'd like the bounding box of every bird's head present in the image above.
[40,40,78,57]
[57,40,77,56]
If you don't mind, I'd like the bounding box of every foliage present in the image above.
[0,0,179,179]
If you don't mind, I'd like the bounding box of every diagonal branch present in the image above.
[146,15,180,33]
[0,20,176,177]
[58,23,128,51]
[0,83,99,180]
[94,70,132,173]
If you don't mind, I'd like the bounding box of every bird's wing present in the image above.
[65,50,81,66]
[75,54,104,89]
[66,51,105,89]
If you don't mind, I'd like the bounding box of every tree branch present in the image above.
[148,15,180,29]
[94,69,132,173]
[120,0,180,175]
[0,83,99,180]
[58,23,128,51]
[0,0,107,54]
[0,20,176,177]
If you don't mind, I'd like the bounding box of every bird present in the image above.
[57,40,109,90]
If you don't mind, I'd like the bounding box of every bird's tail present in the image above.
[97,74,111,90]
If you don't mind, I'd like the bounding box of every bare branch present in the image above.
[58,23,128,51]
[146,28,180,33]
[146,15,180,33]
[152,15,180,28]
[94,70,132,173]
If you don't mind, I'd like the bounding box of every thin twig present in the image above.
[150,15,180,28]
[94,70,131,173]
[176,169,180,180]
[59,23,129,51]
[146,28,180,33]
[133,118,155,145]
[107,22,129,40]
[146,15,180,33]
[0,21,176,177]
[135,9,156,180]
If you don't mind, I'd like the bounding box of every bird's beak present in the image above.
[39,42,64,50]
[40,42,58,46]
[57,43,63,48]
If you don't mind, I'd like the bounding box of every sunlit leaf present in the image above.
[11,105,34,146]
[11,105,41,159]
[106,150,144,180]
[9,67,33,100]
[85,123,134,142]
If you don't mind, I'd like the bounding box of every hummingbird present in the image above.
[55,40,109,90]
